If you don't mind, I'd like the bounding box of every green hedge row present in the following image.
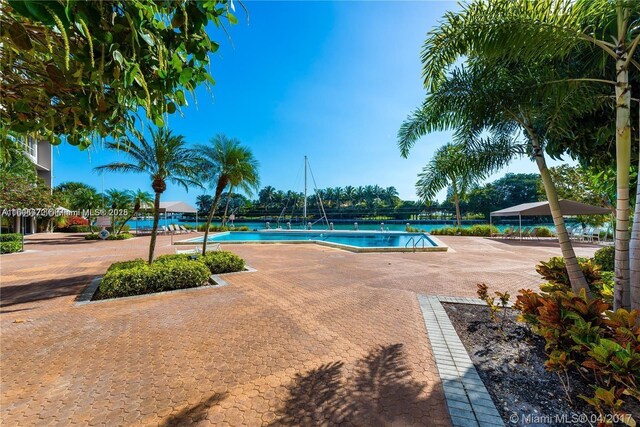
[0,233,22,242]
[430,224,499,236]
[195,224,250,232]
[0,241,22,254]
[85,233,133,240]
[58,224,131,233]
[97,251,245,299]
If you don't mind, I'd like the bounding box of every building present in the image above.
[24,137,53,188]
[15,138,53,233]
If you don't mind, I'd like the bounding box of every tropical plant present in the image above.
[115,189,153,235]
[415,139,520,227]
[1,0,240,146]
[410,0,640,309]
[398,51,601,296]
[195,134,260,253]
[95,127,199,263]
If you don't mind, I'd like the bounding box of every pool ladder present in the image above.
[405,236,427,252]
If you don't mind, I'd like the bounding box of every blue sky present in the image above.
[54,1,570,205]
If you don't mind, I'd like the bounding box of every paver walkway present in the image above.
[0,233,599,426]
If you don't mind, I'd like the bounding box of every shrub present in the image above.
[593,246,615,272]
[202,251,245,274]
[147,259,210,292]
[107,233,133,240]
[430,225,499,236]
[536,256,601,290]
[515,288,639,419]
[107,259,146,272]
[85,232,133,240]
[155,253,201,263]
[196,224,250,232]
[66,215,89,226]
[69,225,92,232]
[0,233,22,242]
[98,258,210,299]
[0,241,22,254]
[534,226,554,237]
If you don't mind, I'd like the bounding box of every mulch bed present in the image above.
[443,303,639,426]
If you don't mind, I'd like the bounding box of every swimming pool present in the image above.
[179,231,447,252]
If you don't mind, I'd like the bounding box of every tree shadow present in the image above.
[160,392,228,426]
[269,361,347,426]
[271,344,433,426]
[0,275,94,308]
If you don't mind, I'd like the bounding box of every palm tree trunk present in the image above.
[222,187,233,227]
[630,175,640,311]
[629,113,639,311]
[451,179,462,228]
[531,138,590,295]
[614,54,631,310]
[148,192,161,264]
[202,187,225,254]
[454,193,462,228]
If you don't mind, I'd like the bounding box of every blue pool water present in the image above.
[186,231,438,248]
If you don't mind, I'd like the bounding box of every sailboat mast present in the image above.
[303,156,307,220]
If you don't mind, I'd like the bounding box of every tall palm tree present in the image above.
[196,134,260,253]
[399,57,600,295]
[95,127,199,263]
[415,0,640,309]
[344,185,356,206]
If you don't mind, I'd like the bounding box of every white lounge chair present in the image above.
[175,247,201,254]
[202,243,221,252]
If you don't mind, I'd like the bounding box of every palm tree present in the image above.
[196,134,260,253]
[116,189,153,235]
[384,187,399,206]
[415,0,640,309]
[399,56,599,295]
[417,141,517,227]
[95,127,199,263]
[196,194,213,215]
[344,186,356,207]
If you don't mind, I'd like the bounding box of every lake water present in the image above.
[127,218,557,233]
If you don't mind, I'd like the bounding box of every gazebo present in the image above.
[139,201,199,228]
[490,200,610,240]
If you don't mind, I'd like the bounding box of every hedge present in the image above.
[430,224,499,237]
[98,259,211,299]
[85,232,133,240]
[202,251,245,274]
[0,233,22,242]
[0,241,22,254]
[195,224,250,232]
[97,251,246,299]
[593,245,614,271]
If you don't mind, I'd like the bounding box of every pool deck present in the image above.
[0,232,600,426]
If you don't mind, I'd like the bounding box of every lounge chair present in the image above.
[175,247,201,255]
[494,227,511,238]
[179,225,193,233]
[202,243,221,252]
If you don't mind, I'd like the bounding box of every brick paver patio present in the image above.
[0,233,599,426]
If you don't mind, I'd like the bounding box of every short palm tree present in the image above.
[417,141,517,227]
[95,127,199,263]
[196,134,260,253]
[115,189,153,235]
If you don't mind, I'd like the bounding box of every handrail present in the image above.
[405,237,415,248]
